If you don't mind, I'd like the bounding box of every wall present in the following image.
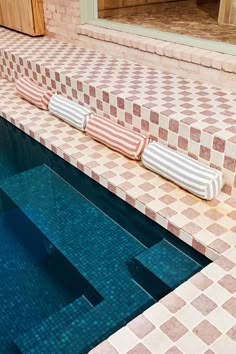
[43,0,81,41]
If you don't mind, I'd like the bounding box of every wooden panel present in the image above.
[0,0,44,36]
[218,0,236,24]
[31,0,45,35]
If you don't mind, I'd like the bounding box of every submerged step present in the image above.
[15,295,93,352]
[15,283,153,354]
[131,240,202,297]
[0,164,154,352]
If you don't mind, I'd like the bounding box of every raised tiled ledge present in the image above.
[0,28,235,197]
[0,79,235,262]
[77,24,236,91]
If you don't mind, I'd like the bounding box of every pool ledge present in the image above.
[0,79,236,353]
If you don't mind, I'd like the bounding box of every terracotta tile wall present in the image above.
[43,0,81,41]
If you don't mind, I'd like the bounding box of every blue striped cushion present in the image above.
[49,95,92,131]
[142,142,224,200]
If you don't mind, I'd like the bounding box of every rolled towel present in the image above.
[86,115,150,160]
[49,95,92,131]
[142,142,224,200]
[15,76,53,110]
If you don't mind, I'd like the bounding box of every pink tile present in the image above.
[209,239,230,254]
[150,111,159,124]
[166,346,183,354]
[218,275,236,294]
[223,156,236,172]
[227,210,236,220]
[222,297,236,318]
[139,182,155,192]
[213,136,226,153]
[128,315,155,339]
[190,272,213,291]
[89,340,118,354]
[127,343,151,354]
[192,239,206,255]
[214,255,235,271]
[159,183,176,192]
[168,222,180,237]
[178,136,188,150]
[159,207,177,219]
[169,119,179,133]
[227,324,236,342]
[207,223,227,236]
[191,294,217,316]
[193,320,221,345]
[160,293,186,313]
[145,207,157,221]
[200,146,211,161]
[159,195,176,205]
[190,127,201,143]
[160,317,188,341]
[182,208,200,220]
[183,222,202,235]
[180,195,198,206]
[204,209,223,221]
[159,127,168,141]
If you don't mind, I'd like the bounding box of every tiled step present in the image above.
[15,295,93,352]
[15,284,153,354]
[1,164,155,352]
[0,28,235,196]
[130,240,202,300]
[0,80,235,261]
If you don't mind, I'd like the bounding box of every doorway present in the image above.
[97,0,236,45]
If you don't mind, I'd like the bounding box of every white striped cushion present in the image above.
[15,76,53,110]
[49,95,92,131]
[142,142,224,200]
[86,115,150,160]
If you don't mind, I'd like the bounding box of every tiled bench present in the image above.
[0,79,235,261]
[0,27,235,197]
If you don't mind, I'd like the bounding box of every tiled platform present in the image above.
[0,79,235,354]
[0,28,235,197]
[0,27,235,353]
[1,78,235,260]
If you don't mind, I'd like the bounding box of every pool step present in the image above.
[1,164,154,352]
[15,295,93,352]
[15,282,153,354]
[130,240,202,299]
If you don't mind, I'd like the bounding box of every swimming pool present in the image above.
[0,116,210,353]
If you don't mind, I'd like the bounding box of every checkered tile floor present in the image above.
[0,79,235,354]
[0,27,235,353]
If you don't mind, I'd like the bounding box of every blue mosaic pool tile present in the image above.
[1,165,154,352]
[17,283,153,354]
[135,239,202,289]
[15,295,92,352]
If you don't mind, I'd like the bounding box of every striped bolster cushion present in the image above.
[142,142,224,200]
[49,95,92,131]
[15,76,53,110]
[86,115,149,160]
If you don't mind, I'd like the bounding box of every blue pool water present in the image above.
[0,117,210,353]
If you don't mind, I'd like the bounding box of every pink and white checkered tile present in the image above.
[0,27,235,196]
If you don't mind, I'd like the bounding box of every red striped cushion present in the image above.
[86,115,150,160]
[15,76,53,110]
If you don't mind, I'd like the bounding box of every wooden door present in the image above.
[0,0,44,36]
[218,0,236,24]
